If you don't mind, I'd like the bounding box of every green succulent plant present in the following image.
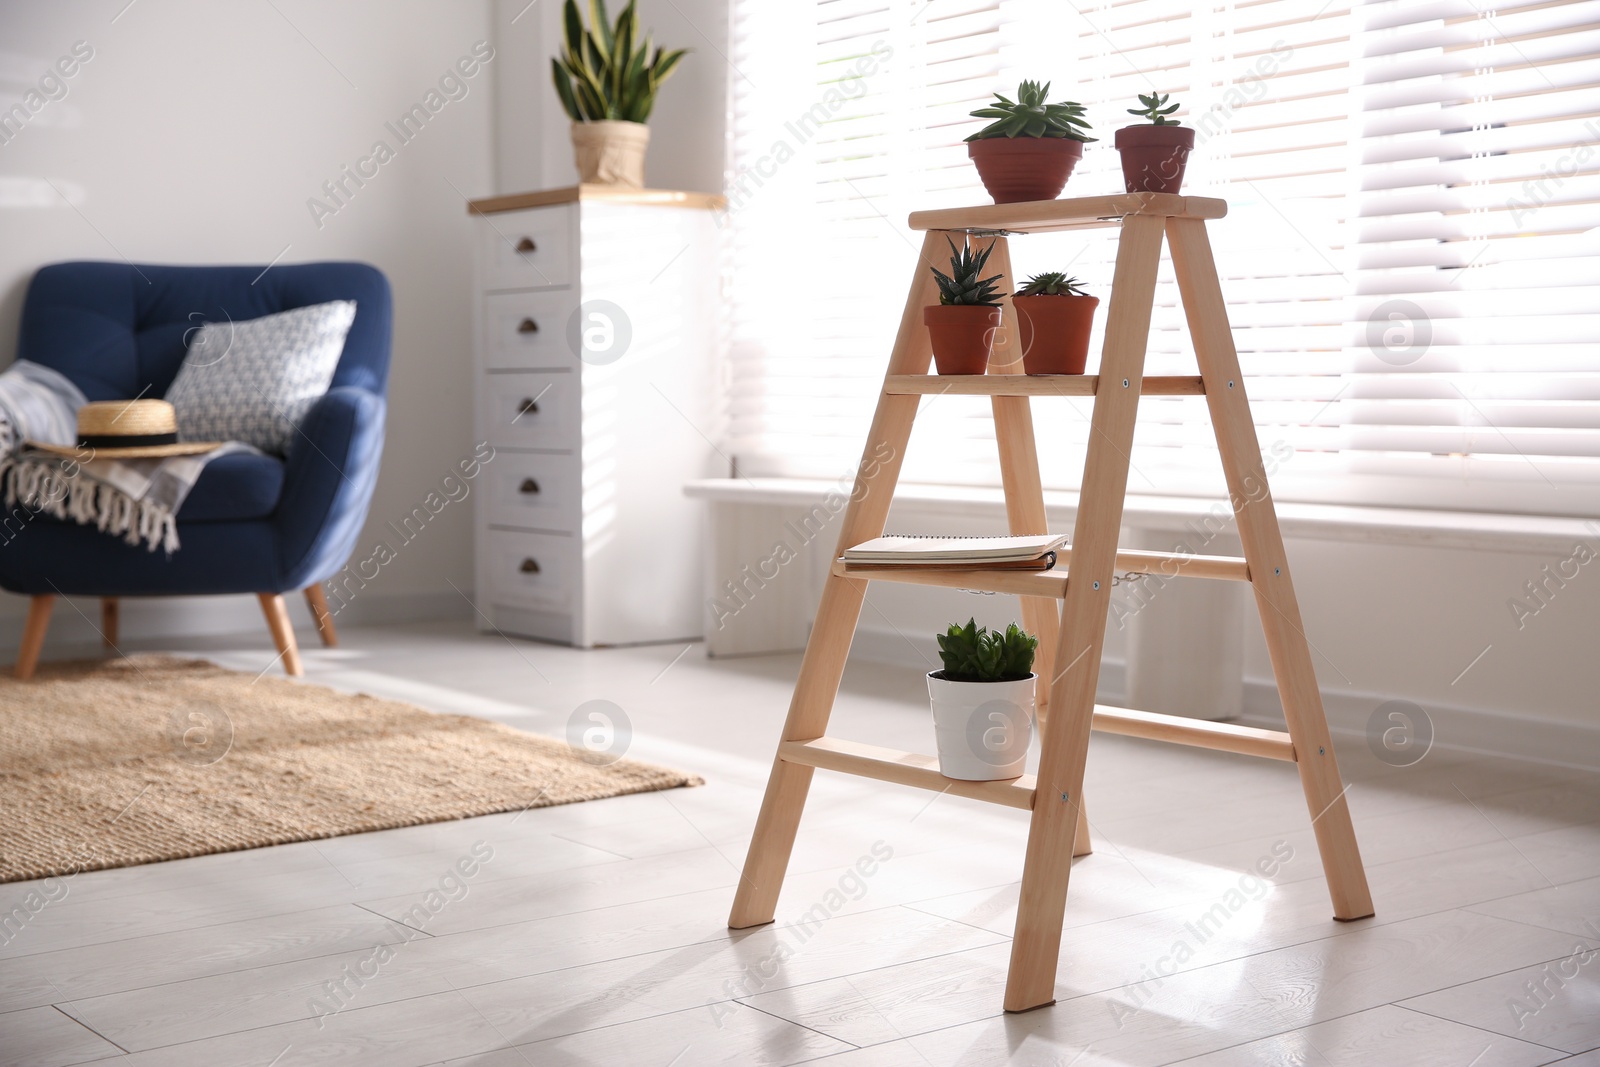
[966,80,1095,143]
[1015,272,1090,298]
[551,0,686,124]
[936,619,1038,683]
[931,237,1004,307]
[1127,92,1182,126]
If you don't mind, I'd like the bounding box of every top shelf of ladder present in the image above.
[908,192,1227,235]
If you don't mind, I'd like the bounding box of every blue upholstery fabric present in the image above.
[177,451,285,522]
[0,261,390,597]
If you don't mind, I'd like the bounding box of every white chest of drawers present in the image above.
[468,185,723,646]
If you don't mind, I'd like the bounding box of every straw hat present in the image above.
[28,400,221,459]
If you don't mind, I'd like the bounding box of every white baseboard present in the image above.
[852,623,1600,772]
[1237,677,1600,774]
[0,588,470,657]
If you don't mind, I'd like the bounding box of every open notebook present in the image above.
[841,533,1069,570]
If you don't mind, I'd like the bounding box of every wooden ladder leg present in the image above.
[1166,216,1373,921]
[980,234,1087,858]
[730,576,866,928]
[257,593,304,677]
[100,598,119,650]
[730,232,945,929]
[1005,213,1167,1012]
[15,594,55,680]
[304,584,339,647]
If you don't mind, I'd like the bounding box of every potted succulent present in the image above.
[1115,92,1195,195]
[1013,272,1099,375]
[926,237,1003,375]
[929,619,1038,781]
[551,0,686,188]
[965,80,1095,204]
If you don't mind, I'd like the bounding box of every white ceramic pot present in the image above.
[570,120,650,187]
[926,672,1036,781]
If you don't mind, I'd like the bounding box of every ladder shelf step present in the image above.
[1090,705,1296,762]
[833,548,1249,596]
[779,736,1038,810]
[885,374,1204,397]
[834,559,1068,598]
[908,192,1228,234]
[783,712,1292,815]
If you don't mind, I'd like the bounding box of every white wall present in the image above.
[492,0,727,195]
[0,0,495,641]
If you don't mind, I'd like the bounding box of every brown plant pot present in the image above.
[967,137,1084,205]
[1014,294,1100,375]
[924,304,1002,375]
[1114,125,1196,194]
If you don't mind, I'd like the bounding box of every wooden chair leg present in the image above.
[257,593,304,677]
[304,584,338,647]
[101,597,119,649]
[16,594,55,680]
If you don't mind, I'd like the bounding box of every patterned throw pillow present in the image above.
[166,300,357,455]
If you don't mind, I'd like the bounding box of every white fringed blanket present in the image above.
[0,362,248,553]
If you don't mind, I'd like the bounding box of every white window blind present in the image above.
[724,0,1013,485]
[1337,0,1600,513]
[724,0,1600,515]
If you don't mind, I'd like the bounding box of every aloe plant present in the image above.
[1127,92,1182,126]
[931,238,1004,307]
[966,80,1094,143]
[1015,272,1090,298]
[551,0,686,124]
[937,619,1037,683]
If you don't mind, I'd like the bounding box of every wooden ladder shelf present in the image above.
[728,191,1374,1013]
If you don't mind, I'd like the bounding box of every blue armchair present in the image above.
[1,261,391,678]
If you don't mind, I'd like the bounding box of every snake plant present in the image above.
[966,80,1095,142]
[551,0,686,124]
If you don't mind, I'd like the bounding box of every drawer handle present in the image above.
[519,557,541,574]
[519,477,541,494]
[517,318,539,334]
[515,236,537,254]
[517,398,539,416]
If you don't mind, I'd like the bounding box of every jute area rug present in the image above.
[0,656,702,883]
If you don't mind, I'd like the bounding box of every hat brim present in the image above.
[23,441,224,460]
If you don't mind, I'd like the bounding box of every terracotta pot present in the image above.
[1014,294,1100,375]
[571,120,650,187]
[1114,125,1196,194]
[924,304,1002,374]
[967,137,1083,205]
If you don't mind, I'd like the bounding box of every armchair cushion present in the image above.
[175,451,285,523]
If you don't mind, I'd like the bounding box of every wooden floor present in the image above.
[2,620,1597,1066]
